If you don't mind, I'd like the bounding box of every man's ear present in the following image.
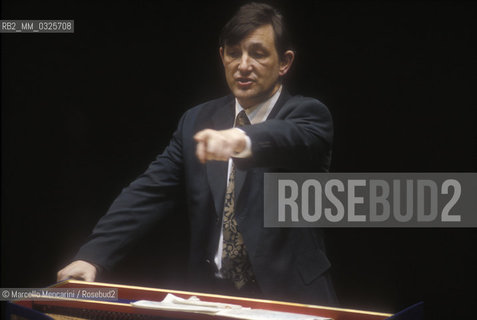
[219,47,225,66]
[279,50,295,77]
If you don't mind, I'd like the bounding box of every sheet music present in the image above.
[132,300,222,314]
[131,294,330,320]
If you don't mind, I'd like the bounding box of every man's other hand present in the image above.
[194,128,247,163]
[57,260,97,282]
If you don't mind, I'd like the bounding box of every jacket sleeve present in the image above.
[74,113,187,271]
[234,96,333,172]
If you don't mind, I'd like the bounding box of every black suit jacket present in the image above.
[75,90,337,305]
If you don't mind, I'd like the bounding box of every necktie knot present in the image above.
[235,110,250,127]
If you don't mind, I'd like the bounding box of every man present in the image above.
[58,2,337,305]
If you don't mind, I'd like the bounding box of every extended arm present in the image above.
[194,97,333,171]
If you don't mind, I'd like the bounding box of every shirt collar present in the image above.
[234,86,282,125]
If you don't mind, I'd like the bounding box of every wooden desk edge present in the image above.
[51,280,392,318]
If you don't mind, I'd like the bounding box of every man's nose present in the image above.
[238,54,252,73]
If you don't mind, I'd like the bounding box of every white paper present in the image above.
[131,294,330,320]
[132,299,221,314]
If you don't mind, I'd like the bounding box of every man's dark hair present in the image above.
[219,2,293,59]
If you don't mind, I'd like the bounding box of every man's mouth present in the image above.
[236,77,254,88]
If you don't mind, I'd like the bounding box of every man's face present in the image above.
[220,24,294,109]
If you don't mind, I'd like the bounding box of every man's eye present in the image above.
[251,51,266,58]
[227,51,241,58]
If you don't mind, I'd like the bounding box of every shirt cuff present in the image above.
[233,128,252,158]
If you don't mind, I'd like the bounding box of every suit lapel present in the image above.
[266,88,291,120]
[205,97,235,217]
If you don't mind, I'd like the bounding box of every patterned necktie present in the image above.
[221,110,254,289]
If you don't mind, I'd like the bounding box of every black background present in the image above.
[1,1,476,319]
